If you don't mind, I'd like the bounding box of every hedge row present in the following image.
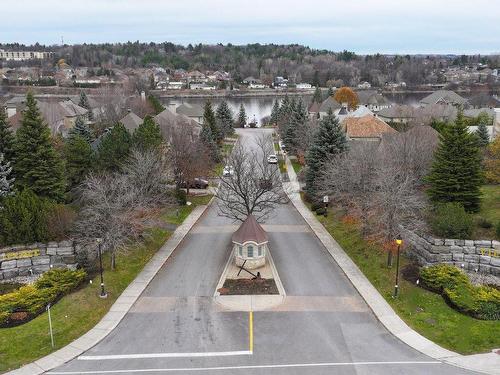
[0,268,86,327]
[420,264,500,320]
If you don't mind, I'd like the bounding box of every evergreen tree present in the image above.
[0,153,14,200]
[312,86,322,103]
[200,120,220,162]
[203,101,222,143]
[78,91,94,121]
[284,98,308,154]
[97,123,132,171]
[312,70,320,87]
[270,100,280,126]
[0,109,15,163]
[64,135,93,189]
[14,92,65,201]
[426,111,483,212]
[132,115,163,151]
[476,121,490,147]
[305,108,348,198]
[327,87,334,97]
[147,94,165,115]
[237,103,247,128]
[70,115,93,143]
[216,100,234,137]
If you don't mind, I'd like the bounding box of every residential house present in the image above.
[342,115,397,141]
[467,93,500,109]
[419,90,467,107]
[356,90,391,112]
[357,81,372,89]
[175,103,204,124]
[296,83,312,90]
[378,105,416,124]
[0,49,54,61]
[154,108,202,143]
[274,76,288,88]
[119,111,143,133]
[187,70,207,83]
[243,76,260,85]
[317,96,341,118]
[167,81,184,90]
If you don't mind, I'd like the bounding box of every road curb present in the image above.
[5,203,211,375]
[282,156,499,375]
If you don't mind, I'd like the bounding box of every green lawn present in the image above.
[315,208,500,355]
[274,142,280,152]
[278,158,287,173]
[474,185,500,239]
[0,200,210,373]
[291,159,302,174]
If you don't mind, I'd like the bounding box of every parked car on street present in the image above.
[180,177,209,189]
[223,165,234,177]
[267,154,278,164]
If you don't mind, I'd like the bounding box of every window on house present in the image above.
[247,246,254,258]
[239,246,243,256]
[258,246,262,256]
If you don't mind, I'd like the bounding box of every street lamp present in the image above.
[97,238,107,299]
[393,236,403,298]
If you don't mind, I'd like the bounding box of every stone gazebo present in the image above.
[232,215,268,270]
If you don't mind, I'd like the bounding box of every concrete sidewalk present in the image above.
[6,204,210,375]
[283,156,499,375]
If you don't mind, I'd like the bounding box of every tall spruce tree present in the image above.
[132,115,163,151]
[426,111,483,212]
[97,123,132,171]
[0,153,14,199]
[0,109,15,163]
[64,135,93,190]
[203,101,222,143]
[270,100,280,126]
[200,120,220,162]
[284,98,308,154]
[327,87,334,97]
[312,86,322,103]
[476,121,490,147]
[14,92,65,201]
[305,108,348,198]
[147,94,165,115]
[78,91,94,121]
[70,116,93,143]
[237,103,247,128]
[216,100,234,137]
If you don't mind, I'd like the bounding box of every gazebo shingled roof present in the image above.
[232,215,268,244]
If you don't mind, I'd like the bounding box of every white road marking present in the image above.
[78,350,252,361]
[49,361,442,374]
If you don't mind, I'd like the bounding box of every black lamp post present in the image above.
[97,238,107,299]
[393,236,403,298]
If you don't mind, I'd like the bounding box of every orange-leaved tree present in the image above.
[334,86,359,110]
[484,136,500,184]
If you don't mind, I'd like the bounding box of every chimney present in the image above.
[494,108,500,140]
[140,91,146,102]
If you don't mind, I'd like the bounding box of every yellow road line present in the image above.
[249,311,253,353]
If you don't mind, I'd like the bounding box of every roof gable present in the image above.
[232,215,268,244]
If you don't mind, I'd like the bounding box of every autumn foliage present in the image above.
[484,137,500,184]
[333,87,359,110]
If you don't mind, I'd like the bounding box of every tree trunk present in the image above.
[387,251,393,268]
[111,252,116,270]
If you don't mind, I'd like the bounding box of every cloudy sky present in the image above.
[2,0,499,54]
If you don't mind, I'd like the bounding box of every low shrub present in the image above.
[476,217,493,229]
[315,207,327,216]
[420,264,500,320]
[175,189,187,206]
[0,268,86,327]
[311,202,323,212]
[430,203,474,239]
[496,221,500,238]
[46,204,77,241]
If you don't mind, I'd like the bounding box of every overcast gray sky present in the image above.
[2,0,499,54]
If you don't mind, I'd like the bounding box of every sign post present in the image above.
[47,304,54,348]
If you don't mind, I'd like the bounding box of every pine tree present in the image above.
[97,123,132,171]
[312,86,322,103]
[237,103,247,128]
[200,120,220,162]
[284,98,308,154]
[476,121,490,147]
[148,94,165,115]
[78,91,94,121]
[203,101,222,143]
[305,108,348,198]
[0,153,14,199]
[70,115,93,143]
[327,87,334,97]
[132,115,163,151]
[426,111,483,212]
[14,92,66,201]
[270,100,280,126]
[0,108,15,163]
[216,100,234,137]
[64,135,93,189]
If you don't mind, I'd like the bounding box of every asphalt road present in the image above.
[49,129,478,375]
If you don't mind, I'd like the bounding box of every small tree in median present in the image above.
[216,100,234,138]
[236,103,247,128]
[426,111,483,213]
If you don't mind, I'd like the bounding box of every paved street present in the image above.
[48,129,478,375]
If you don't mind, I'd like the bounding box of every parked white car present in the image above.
[267,155,278,164]
[223,165,234,177]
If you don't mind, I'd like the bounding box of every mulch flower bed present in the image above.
[219,278,279,295]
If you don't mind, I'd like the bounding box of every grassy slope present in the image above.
[0,199,210,373]
[474,185,500,239]
[316,210,500,355]
[291,159,302,174]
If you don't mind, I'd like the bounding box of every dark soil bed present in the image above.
[220,278,279,295]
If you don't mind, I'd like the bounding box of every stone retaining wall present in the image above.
[0,240,82,280]
[401,229,500,277]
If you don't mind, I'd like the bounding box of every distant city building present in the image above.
[0,50,54,61]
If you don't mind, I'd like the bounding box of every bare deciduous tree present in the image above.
[73,149,174,269]
[216,135,288,222]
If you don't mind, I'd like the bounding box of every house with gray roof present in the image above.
[154,108,202,143]
[175,103,204,124]
[356,90,391,112]
[119,111,143,132]
[419,90,467,106]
